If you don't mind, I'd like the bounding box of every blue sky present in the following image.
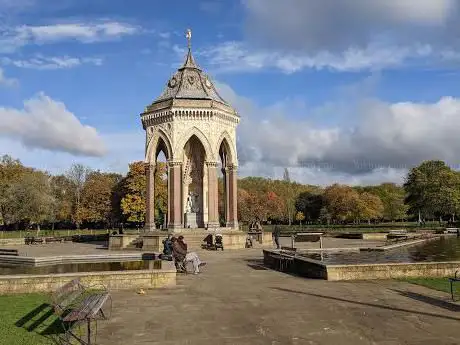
[1,0,460,185]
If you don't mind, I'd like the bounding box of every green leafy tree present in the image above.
[295,191,323,222]
[405,160,460,222]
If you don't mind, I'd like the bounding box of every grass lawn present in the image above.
[401,277,459,296]
[0,293,61,345]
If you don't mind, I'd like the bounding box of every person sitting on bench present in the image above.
[174,236,205,274]
[163,234,173,256]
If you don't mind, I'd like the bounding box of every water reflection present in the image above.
[301,237,460,265]
[0,260,162,275]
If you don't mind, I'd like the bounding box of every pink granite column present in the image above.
[223,167,230,225]
[226,165,239,229]
[145,163,156,231]
[206,162,219,228]
[168,161,183,229]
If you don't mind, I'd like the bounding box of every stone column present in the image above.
[206,161,219,228]
[168,161,183,229]
[223,167,230,225]
[226,164,239,229]
[145,163,156,231]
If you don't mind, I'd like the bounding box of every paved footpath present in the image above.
[97,249,460,345]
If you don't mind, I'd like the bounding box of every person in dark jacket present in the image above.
[162,234,173,256]
[172,237,186,262]
[173,236,205,274]
[272,225,281,249]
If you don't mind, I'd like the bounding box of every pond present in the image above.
[301,236,460,264]
[0,260,162,275]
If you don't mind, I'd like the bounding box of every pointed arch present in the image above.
[145,128,173,163]
[216,131,237,165]
[177,126,214,160]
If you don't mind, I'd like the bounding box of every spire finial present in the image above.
[186,28,192,50]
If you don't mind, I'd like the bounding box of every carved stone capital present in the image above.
[205,161,219,168]
[225,164,238,172]
[145,162,156,172]
[167,160,183,167]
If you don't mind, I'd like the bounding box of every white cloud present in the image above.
[18,22,138,43]
[0,130,144,175]
[0,67,17,86]
[2,55,103,70]
[201,41,433,73]
[0,93,106,156]
[216,82,460,185]
[0,21,139,53]
[243,0,458,52]
[197,0,458,73]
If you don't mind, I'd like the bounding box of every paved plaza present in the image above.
[13,236,384,257]
[96,249,460,345]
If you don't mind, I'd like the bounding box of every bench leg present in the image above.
[451,281,455,302]
[87,319,91,345]
[65,320,93,345]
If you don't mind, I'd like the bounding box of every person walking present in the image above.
[273,224,281,249]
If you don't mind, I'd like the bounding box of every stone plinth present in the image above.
[142,234,162,251]
[185,212,203,229]
[109,234,140,250]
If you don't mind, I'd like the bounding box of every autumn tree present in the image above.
[66,164,91,229]
[295,211,305,225]
[49,175,74,228]
[120,162,146,223]
[323,184,360,223]
[357,192,384,224]
[237,189,265,223]
[154,162,168,226]
[80,172,122,227]
[266,191,285,221]
[0,155,28,227]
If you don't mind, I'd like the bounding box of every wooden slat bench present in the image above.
[0,248,18,256]
[445,228,459,234]
[24,236,44,245]
[290,232,324,249]
[52,279,112,345]
[43,236,65,243]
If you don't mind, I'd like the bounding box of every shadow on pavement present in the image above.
[391,289,460,312]
[270,287,460,322]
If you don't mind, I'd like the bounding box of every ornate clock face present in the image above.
[168,77,177,88]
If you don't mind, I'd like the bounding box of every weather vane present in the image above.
[186,28,192,49]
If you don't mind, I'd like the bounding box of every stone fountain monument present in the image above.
[109,29,273,251]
